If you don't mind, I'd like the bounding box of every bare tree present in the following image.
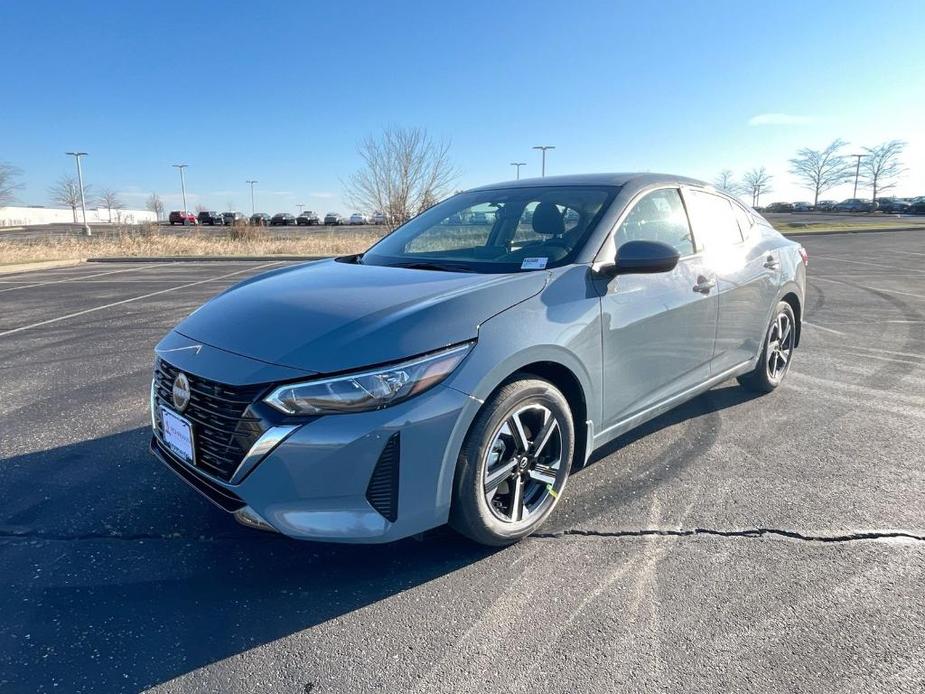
[788,139,853,206]
[344,125,458,227]
[742,167,773,207]
[195,204,206,214]
[49,175,92,222]
[860,140,906,202]
[146,192,165,221]
[97,188,124,222]
[713,170,741,195]
[0,162,24,206]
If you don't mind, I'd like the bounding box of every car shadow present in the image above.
[578,382,764,470]
[0,428,498,692]
[0,384,761,691]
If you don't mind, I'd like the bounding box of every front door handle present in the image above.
[763,254,780,270]
[693,275,716,294]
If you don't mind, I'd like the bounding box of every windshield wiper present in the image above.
[391,261,477,273]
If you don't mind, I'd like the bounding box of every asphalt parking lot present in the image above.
[1,231,923,693]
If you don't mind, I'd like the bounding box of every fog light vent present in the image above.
[366,433,400,522]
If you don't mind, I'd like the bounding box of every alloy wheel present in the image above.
[766,309,795,381]
[482,404,563,523]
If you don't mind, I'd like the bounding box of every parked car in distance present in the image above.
[814,200,837,211]
[908,197,925,215]
[349,213,368,225]
[222,212,246,226]
[371,211,386,225]
[324,212,344,226]
[792,202,814,212]
[197,210,225,226]
[834,198,875,213]
[168,210,197,225]
[876,197,911,213]
[765,202,794,213]
[150,172,807,546]
[469,211,490,224]
[250,213,271,226]
[270,213,297,226]
[296,211,320,226]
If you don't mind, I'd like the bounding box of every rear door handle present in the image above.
[764,255,780,270]
[693,276,716,294]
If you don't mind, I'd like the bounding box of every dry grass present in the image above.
[0,225,386,265]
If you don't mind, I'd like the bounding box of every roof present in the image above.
[467,172,709,192]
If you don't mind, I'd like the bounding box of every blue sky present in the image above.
[1,0,923,213]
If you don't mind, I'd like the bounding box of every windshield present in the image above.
[360,185,618,273]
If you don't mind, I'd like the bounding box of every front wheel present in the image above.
[450,377,574,546]
[738,301,796,393]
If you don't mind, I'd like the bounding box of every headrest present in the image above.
[532,202,565,236]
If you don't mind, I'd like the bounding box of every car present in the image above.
[324,212,344,226]
[814,200,837,211]
[349,213,368,225]
[469,211,490,224]
[908,196,925,215]
[150,172,806,546]
[270,213,297,226]
[222,212,246,226]
[168,211,197,226]
[792,202,814,212]
[765,202,794,213]
[834,198,875,213]
[250,213,271,226]
[197,210,224,226]
[296,211,320,226]
[875,197,911,213]
[371,212,386,225]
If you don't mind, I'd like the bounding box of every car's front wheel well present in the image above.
[507,361,589,469]
[781,292,802,347]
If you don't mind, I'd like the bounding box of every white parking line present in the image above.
[811,275,925,300]
[0,263,175,294]
[809,255,925,274]
[803,320,846,336]
[0,262,281,338]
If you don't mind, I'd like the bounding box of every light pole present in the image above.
[532,145,555,177]
[65,151,91,235]
[246,180,258,215]
[172,164,189,213]
[850,153,864,198]
[510,162,526,180]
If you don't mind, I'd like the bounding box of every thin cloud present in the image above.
[748,113,815,126]
[310,191,336,198]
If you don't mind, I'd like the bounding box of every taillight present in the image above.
[798,247,809,266]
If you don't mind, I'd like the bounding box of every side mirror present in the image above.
[598,240,681,276]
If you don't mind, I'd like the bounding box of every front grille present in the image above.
[152,437,246,512]
[366,433,400,522]
[153,358,266,482]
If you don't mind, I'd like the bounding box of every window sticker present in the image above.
[521,257,548,270]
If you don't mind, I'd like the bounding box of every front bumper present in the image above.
[152,383,480,543]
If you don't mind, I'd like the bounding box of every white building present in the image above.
[0,206,157,227]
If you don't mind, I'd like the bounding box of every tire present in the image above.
[738,301,797,393]
[450,377,574,546]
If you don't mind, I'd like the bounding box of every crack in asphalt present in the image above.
[533,527,925,543]
[0,526,923,544]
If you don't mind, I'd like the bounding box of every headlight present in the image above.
[264,342,473,415]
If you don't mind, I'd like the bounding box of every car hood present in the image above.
[173,259,547,374]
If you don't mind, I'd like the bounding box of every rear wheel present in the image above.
[450,377,574,546]
[738,301,796,393]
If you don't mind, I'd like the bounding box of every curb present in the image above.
[0,258,84,275]
[86,255,326,263]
